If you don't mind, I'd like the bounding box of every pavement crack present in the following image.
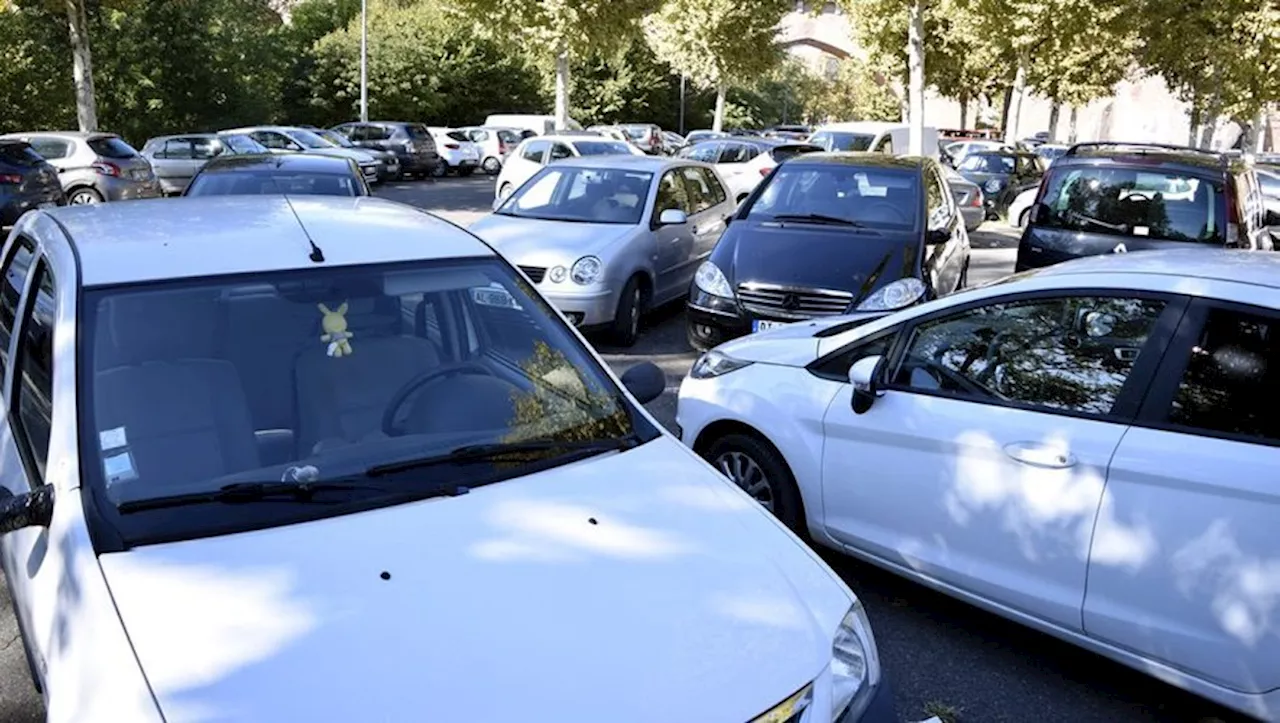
[0,633,20,652]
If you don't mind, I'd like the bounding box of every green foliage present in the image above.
[448,0,659,60]
[643,0,791,90]
[0,5,76,132]
[567,37,683,128]
[806,56,901,123]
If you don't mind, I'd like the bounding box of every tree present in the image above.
[447,0,659,129]
[0,4,76,131]
[553,34,682,128]
[643,0,791,132]
[806,57,900,124]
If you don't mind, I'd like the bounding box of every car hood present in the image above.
[98,437,851,723]
[713,313,890,366]
[305,147,375,163]
[717,221,918,307]
[469,214,639,266]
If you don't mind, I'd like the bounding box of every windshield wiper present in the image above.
[365,435,640,478]
[769,213,866,227]
[116,480,388,514]
[1066,210,1126,232]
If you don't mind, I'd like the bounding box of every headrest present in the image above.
[340,296,401,336]
[96,290,222,368]
[1211,345,1267,383]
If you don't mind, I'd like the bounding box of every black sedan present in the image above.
[956,149,1044,218]
[184,153,372,197]
[686,153,971,351]
[0,139,65,227]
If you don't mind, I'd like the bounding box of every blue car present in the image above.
[0,140,65,227]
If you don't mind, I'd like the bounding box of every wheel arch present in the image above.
[691,418,813,538]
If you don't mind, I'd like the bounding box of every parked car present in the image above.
[764,125,811,141]
[943,139,1008,162]
[183,154,371,197]
[955,148,1044,218]
[304,126,401,182]
[1256,167,1280,223]
[222,125,380,184]
[678,248,1280,722]
[1007,185,1038,228]
[483,113,584,136]
[140,133,268,195]
[685,130,729,145]
[661,130,687,152]
[426,127,481,177]
[0,131,161,205]
[618,124,668,155]
[678,137,822,204]
[472,155,735,347]
[1034,143,1069,166]
[943,166,986,232]
[0,139,65,227]
[808,122,940,158]
[1017,142,1275,271]
[492,135,643,201]
[328,121,441,179]
[0,194,893,722]
[686,153,970,351]
[458,126,523,174]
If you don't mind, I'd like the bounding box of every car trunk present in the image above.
[89,135,154,181]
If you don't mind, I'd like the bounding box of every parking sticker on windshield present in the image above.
[103,451,138,485]
[1132,226,1149,236]
[99,426,128,451]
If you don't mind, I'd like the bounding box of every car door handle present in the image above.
[1002,442,1077,469]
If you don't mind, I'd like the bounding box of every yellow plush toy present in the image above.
[318,302,354,357]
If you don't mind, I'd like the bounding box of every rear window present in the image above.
[621,126,652,140]
[0,143,42,167]
[573,141,633,157]
[403,124,431,140]
[186,170,362,197]
[769,144,821,163]
[88,136,140,159]
[498,130,521,144]
[1037,165,1225,243]
[827,132,875,151]
[959,154,1016,173]
[445,131,469,143]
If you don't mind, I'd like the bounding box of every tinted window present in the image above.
[959,154,1016,173]
[1166,307,1278,442]
[498,130,521,144]
[186,171,362,197]
[1037,165,1225,244]
[162,140,194,160]
[655,169,692,215]
[0,238,36,382]
[88,136,140,159]
[28,138,71,160]
[14,262,55,480]
[874,136,894,154]
[719,143,752,164]
[769,145,819,163]
[0,143,42,167]
[521,141,548,163]
[826,132,875,151]
[748,165,921,230]
[679,166,714,213]
[498,167,653,225]
[403,124,431,140]
[700,167,727,205]
[549,143,573,161]
[686,142,721,163]
[893,296,1166,416]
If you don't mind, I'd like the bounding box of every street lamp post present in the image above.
[679,73,686,136]
[359,0,368,122]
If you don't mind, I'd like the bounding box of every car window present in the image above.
[13,261,55,481]
[892,295,1167,417]
[926,167,948,229]
[251,131,290,150]
[1036,165,1225,244]
[88,136,139,159]
[469,130,488,142]
[0,237,36,384]
[655,169,692,216]
[0,143,43,167]
[549,143,574,160]
[686,142,721,164]
[28,138,71,160]
[700,167,727,205]
[718,143,749,164]
[222,135,265,155]
[679,166,714,213]
[403,125,431,140]
[185,171,361,197]
[827,132,876,152]
[874,136,894,154]
[1258,170,1280,198]
[162,139,194,160]
[959,154,1016,173]
[191,138,220,160]
[498,167,653,225]
[521,141,549,164]
[1164,306,1278,443]
[811,329,896,380]
[748,165,921,230]
[572,141,633,156]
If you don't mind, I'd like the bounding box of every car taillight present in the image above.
[92,161,121,177]
[0,174,21,185]
[499,142,508,154]
[445,143,460,150]
[759,166,774,177]
[970,190,983,206]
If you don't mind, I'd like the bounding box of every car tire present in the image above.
[498,182,514,200]
[430,163,447,178]
[1018,208,1031,228]
[482,157,501,174]
[736,193,748,205]
[704,433,804,533]
[610,276,645,347]
[68,187,103,205]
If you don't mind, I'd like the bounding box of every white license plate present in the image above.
[752,319,786,333]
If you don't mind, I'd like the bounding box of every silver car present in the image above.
[221,125,380,184]
[943,166,985,232]
[469,155,735,346]
[140,133,267,195]
[0,131,162,205]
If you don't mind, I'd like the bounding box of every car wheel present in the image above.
[498,183,514,199]
[68,187,103,205]
[610,276,645,347]
[430,163,447,178]
[736,193,748,205]
[482,157,501,174]
[705,433,804,533]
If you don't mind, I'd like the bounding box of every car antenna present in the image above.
[283,195,326,263]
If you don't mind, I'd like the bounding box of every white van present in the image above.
[483,114,584,136]
[808,121,939,158]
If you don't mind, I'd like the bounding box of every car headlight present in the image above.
[984,178,1002,194]
[570,256,602,285]
[831,601,880,721]
[694,261,734,298]
[689,349,752,379]
[856,277,926,312]
[548,265,568,283]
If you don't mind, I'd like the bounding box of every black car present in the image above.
[300,125,402,183]
[0,140,65,227]
[686,153,971,351]
[955,149,1044,218]
[1016,142,1276,272]
[330,121,442,179]
[183,153,372,197]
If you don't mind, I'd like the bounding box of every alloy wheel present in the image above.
[69,190,101,205]
[714,451,775,511]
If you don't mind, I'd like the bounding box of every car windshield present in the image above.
[185,170,361,197]
[959,154,1016,173]
[826,132,876,151]
[1037,166,1225,243]
[747,165,921,230]
[88,136,140,159]
[284,129,333,150]
[573,141,634,156]
[222,134,267,154]
[317,130,355,148]
[80,258,653,545]
[404,124,431,140]
[498,167,653,224]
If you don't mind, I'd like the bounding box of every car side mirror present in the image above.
[659,208,688,226]
[620,361,665,404]
[848,355,885,414]
[0,484,55,535]
[926,226,951,244]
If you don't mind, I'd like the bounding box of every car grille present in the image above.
[519,266,547,283]
[737,282,853,320]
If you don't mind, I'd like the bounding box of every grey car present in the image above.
[943,166,985,232]
[140,133,268,195]
[221,125,381,185]
[330,121,442,179]
[302,126,402,182]
[469,155,735,346]
[0,131,162,205]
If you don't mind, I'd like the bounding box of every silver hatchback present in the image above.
[0,131,162,205]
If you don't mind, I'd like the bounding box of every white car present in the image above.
[427,127,482,177]
[678,137,822,204]
[944,139,1009,162]
[458,126,524,175]
[678,249,1280,722]
[0,196,894,722]
[494,134,643,200]
[1007,186,1038,228]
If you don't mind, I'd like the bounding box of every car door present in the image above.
[712,141,748,189]
[1083,295,1280,697]
[923,164,965,294]
[676,166,727,296]
[650,168,696,303]
[154,138,204,194]
[819,291,1183,632]
[507,140,549,191]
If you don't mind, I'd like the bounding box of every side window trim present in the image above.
[0,235,37,398]
[806,325,906,383]
[8,256,54,486]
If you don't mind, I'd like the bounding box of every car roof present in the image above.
[1033,248,1280,290]
[815,122,930,134]
[147,133,223,142]
[1052,144,1234,174]
[201,153,355,172]
[220,125,305,135]
[551,154,692,172]
[41,196,493,288]
[787,152,926,170]
[0,131,119,141]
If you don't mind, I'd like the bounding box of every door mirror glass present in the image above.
[1265,208,1280,228]
[620,361,665,404]
[848,355,884,414]
[926,226,951,244]
[659,208,688,226]
[0,484,54,535]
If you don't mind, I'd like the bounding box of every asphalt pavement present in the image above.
[0,174,1245,722]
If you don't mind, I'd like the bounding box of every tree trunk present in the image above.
[712,82,727,133]
[906,0,925,154]
[1004,63,1027,144]
[553,48,570,130]
[959,94,968,131]
[1187,103,1201,147]
[65,0,98,132]
[1199,90,1221,149]
[1047,101,1061,143]
[1254,108,1267,152]
[999,84,1013,137]
[1068,105,1079,144]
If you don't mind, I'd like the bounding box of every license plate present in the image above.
[37,201,57,209]
[752,319,786,333]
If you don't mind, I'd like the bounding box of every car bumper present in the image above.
[959,205,984,231]
[686,288,819,351]
[400,152,442,173]
[846,675,897,723]
[101,176,163,201]
[440,151,480,169]
[539,287,618,329]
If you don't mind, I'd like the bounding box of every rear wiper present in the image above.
[116,480,387,514]
[770,213,866,227]
[365,435,640,478]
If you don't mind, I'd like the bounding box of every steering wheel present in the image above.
[1122,192,1153,203]
[861,201,909,224]
[381,362,494,436]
